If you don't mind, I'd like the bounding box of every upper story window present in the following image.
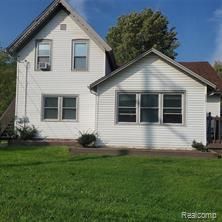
[72,40,89,71]
[36,40,52,71]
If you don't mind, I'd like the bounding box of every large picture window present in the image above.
[36,40,52,71]
[43,96,77,121]
[72,40,89,71]
[117,92,184,125]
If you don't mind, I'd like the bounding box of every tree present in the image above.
[106,9,179,65]
[0,49,16,116]
[213,61,222,78]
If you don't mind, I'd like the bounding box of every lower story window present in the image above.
[118,94,136,122]
[62,97,77,120]
[44,97,58,120]
[163,94,182,124]
[43,96,77,121]
[117,92,183,124]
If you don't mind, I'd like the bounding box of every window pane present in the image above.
[163,114,182,124]
[63,98,76,108]
[119,94,136,107]
[44,97,58,108]
[163,109,182,114]
[119,108,136,114]
[118,114,136,122]
[164,95,181,107]
[74,57,87,70]
[141,108,159,122]
[62,109,76,120]
[38,43,50,56]
[74,43,87,56]
[44,109,58,119]
[141,94,158,107]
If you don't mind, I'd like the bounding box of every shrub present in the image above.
[16,125,38,140]
[192,140,208,152]
[78,130,97,147]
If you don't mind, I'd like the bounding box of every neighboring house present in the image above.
[6,0,222,149]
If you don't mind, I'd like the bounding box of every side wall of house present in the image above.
[96,55,207,149]
[206,95,221,117]
[15,9,106,139]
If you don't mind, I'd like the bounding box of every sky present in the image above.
[0,0,222,62]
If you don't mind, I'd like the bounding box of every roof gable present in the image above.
[7,0,112,54]
[90,48,217,91]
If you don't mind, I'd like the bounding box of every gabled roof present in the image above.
[90,48,218,92]
[7,0,113,58]
[179,62,222,91]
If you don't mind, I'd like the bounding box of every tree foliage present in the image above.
[0,49,16,116]
[106,9,179,65]
[213,61,222,78]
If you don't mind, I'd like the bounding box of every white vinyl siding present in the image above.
[96,54,207,149]
[16,9,106,139]
[206,95,221,117]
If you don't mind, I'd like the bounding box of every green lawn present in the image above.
[0,146,221,222]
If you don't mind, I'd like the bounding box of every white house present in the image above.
[6,0,222,149]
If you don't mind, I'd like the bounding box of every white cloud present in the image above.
[212,8,222,61]
[68,0,88,20]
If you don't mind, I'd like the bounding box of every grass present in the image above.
[0,146,221,222]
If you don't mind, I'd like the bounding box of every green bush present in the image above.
[78,131,97,148]
[16,125,38,140]
[192,140,208,152]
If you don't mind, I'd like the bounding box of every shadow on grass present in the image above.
[0,155,121,168]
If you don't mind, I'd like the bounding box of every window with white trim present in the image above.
[36,40,52,71]
[118,94,136,122]
[140,94,159,123]
[117,92,184,124]
[43,96,77,121]
[163,94,182,124]
[62,97,77,120]
[44,97,58,120]
[72,40,89,71]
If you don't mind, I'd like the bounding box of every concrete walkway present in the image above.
[69,147,219,158]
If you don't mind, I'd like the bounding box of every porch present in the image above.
[207,112,222,152]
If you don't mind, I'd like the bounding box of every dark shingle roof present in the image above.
[179,62,222,91]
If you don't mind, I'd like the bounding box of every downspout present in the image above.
[24,60,29,126]
[89,86,99,133]
[15,57,19,126]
